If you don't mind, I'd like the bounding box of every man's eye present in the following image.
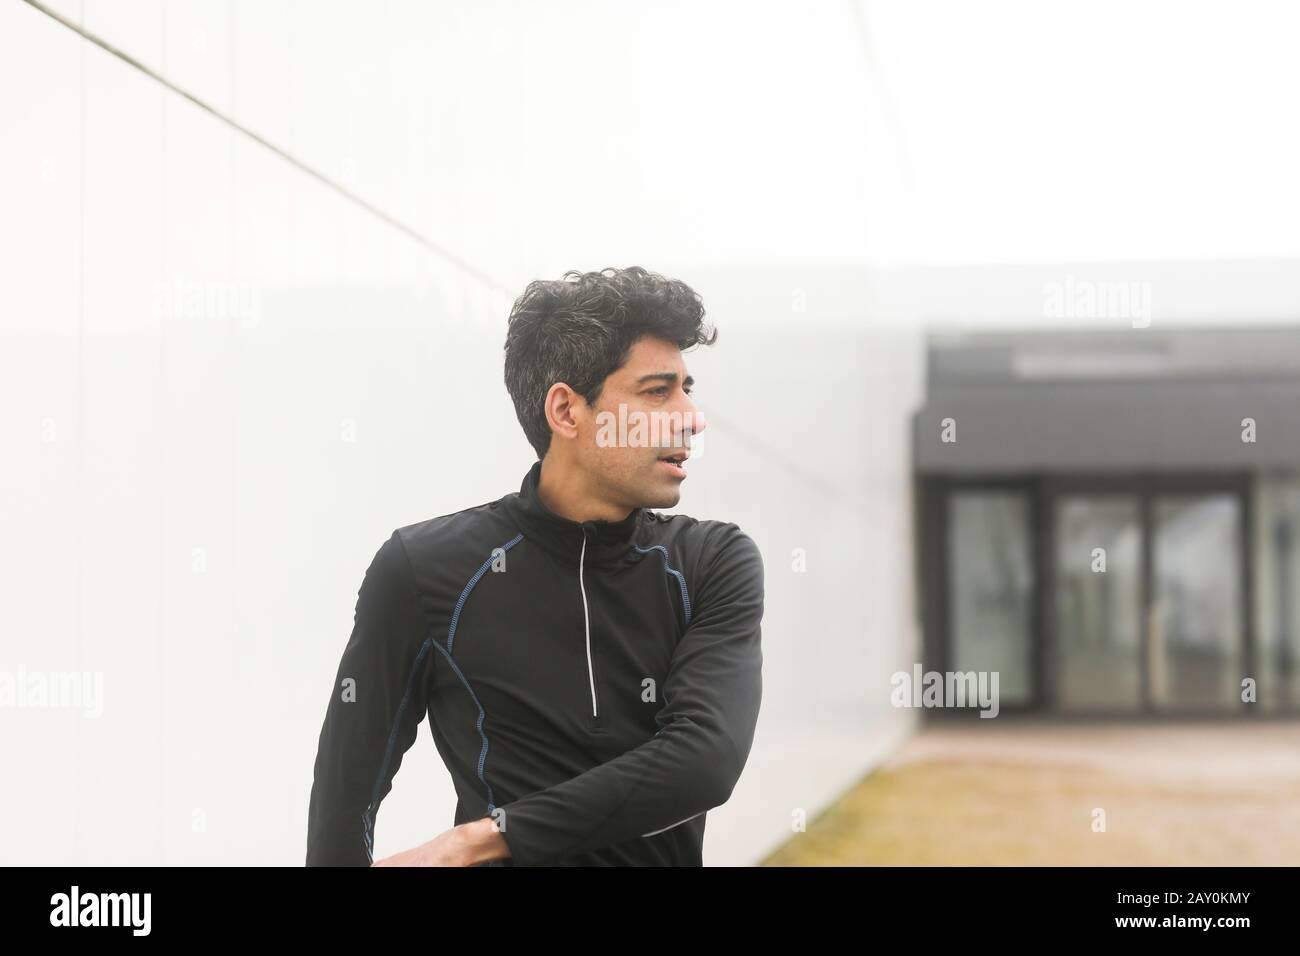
[649,386,669,395]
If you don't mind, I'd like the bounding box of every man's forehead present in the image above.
[621,338,687,373]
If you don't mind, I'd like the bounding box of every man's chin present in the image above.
[638,481,683,510]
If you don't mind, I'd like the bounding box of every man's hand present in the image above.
[370,817,510,867]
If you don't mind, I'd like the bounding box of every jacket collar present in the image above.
[505,459,644,566]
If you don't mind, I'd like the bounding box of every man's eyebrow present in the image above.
[636,372,695,388]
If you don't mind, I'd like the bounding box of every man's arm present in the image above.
[306,529,433,866]
[492,523,764,865]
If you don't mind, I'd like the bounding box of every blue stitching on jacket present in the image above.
[633,544,692,627]
[442,532,525,816]
[428,639,501,813]
[363,635,434,861]
[448,533,524,654]
[362,532,524,858]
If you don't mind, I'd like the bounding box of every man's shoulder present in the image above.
[642,512,761,574]
[642,513,763,616]
[388,491,521,571]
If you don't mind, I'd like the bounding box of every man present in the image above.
[305,266,764,866]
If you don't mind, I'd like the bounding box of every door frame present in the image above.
[918,471,1255,717]
[920,474,1043,717]
[1042,472,1254,716]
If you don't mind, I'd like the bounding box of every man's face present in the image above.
[574,335,708,511]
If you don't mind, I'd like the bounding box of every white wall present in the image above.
[0,1,923,865]
[35,0,1300,275]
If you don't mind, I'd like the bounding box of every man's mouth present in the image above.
[657,451,689,479]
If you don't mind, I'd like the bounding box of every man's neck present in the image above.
[536,455,634,524]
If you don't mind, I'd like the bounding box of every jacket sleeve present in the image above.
[494,523,764,865]
[306,529,434,866]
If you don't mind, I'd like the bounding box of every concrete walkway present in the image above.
[760,719,1300,865]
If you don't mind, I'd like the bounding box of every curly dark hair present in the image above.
[503,266,717,459]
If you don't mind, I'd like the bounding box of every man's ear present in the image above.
[543,381,582,441]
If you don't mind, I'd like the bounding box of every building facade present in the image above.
[913,327,1300,716]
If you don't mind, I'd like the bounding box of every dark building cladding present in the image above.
[911,326,1300,716]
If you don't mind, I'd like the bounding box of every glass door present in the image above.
[1149,493,1243,712]
[947,490,1034,708]
[1052,494,1143,712]
[1047,478,1247,714]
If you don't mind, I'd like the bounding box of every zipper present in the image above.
[578,523,603,730]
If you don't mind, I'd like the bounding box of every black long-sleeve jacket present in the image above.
[305,459,764,866]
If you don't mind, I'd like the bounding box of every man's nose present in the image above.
[684,395,707,438]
